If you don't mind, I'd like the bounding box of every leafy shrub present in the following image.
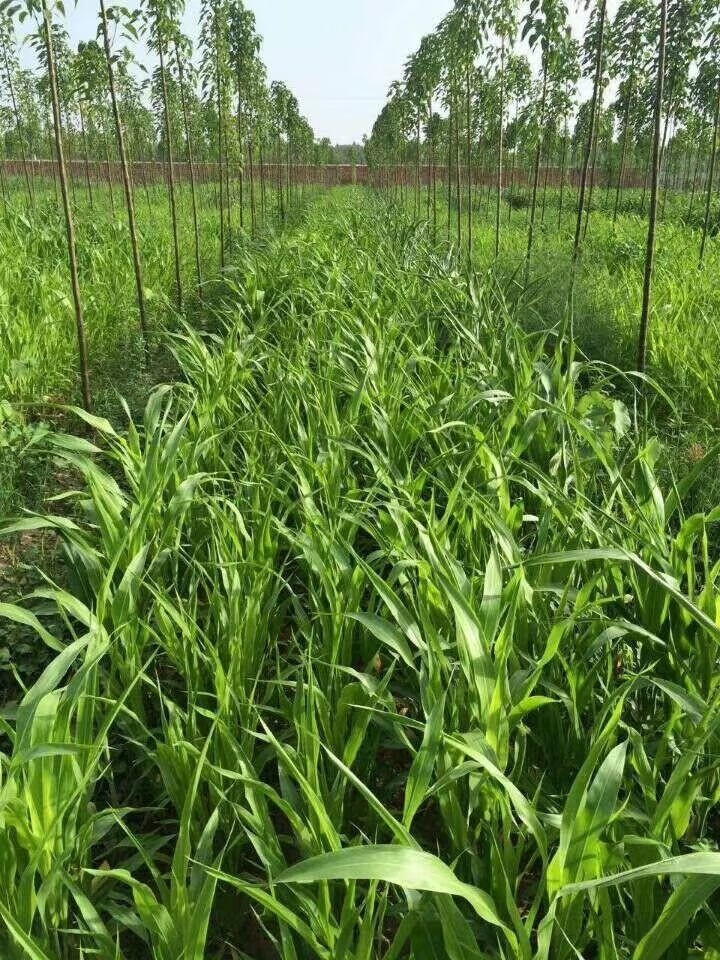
[504,187,531,209]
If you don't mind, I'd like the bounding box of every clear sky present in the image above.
[56,0,453,144]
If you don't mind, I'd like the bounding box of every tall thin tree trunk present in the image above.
[494,35,505,260]
[236,93,245,231]
[525,61,548,281]
[0,146,9,215]
[78,101,93,209]
[286,129,291,214]
[259,138,266,224]
[541,145,551,224]
[48,116,60,203]
[426,110,432,220]
[700,81,720,265]
[134,129,152,212]
[158,40,182,309]
[614,80,633,223]
[100,0,148,340]
[225,126,232,237]
[508,98,519,225]
[217,77,225,266]
[558,112,569,230]
[455,95,462,248]
[465,66,472,260]
[415,112,421,218]
[483,152,492,218]
[446,105,453,242]
[659,134,674,220]
[640,154,650,214]
[583,126,600,238]
[248,131,256,232]
[2,38,34,205]
[680,138,692,195]
[276,136,284,220]
[688,138,702,219]
[42,0,91,411]
[604,139,613,204]
[402,148,407,207]
[655,95,673,219]
[175,51,203,299]
[573,0,607,265]
[637,0,667,373]
[65,106,78,208]
[102,123,116,215]
[427,99,436,240]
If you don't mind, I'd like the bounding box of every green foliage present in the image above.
[2,189,720,958]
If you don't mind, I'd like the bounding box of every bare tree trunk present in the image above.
[680,138,692,194]
[613,81,633,223]
[446,105,453,242]
[134,129,153,212]
[640,154,650,215]
[248,131,256,233]
[541,143,551,224]
[583,126,600,239]
[100,0,148,340]
[659,134,674,220]
[688,138,702,219]
[558,112,569,230]
[176,48,203,299]
[42,0,91,411]
[276,137,284,220]
[604,139,614,204]
[573,0,607,264]
[525,61,548,281]
[285,129,291,214]
[465,66,472,260]
[225,127,232,238]
[48,116,60,203]
[483,153,492,217]
[455,96,462,248]
[102,122,116,215]
[259,138,266,224]
[158,39,182,308]
[0,146,9,215]
[494,35,505,260]
[637,0,667,373]
[236,94,245,231]
[2,37,34,204]
[426,107,432,221]
[427,98,436,241]
[217,94,225,265]
[78,102,93,208]
[415,112,421,218]
[65,106,78,208]
[700,81,720,265]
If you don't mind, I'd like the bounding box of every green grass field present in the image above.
[2,183,720,958]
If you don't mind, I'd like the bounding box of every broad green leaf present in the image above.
[347,611,416,668]
[634,875,720,960]
[559,852,720,895]
[0,602,63,652]
[404,693,445,828]
[278,844,514,941]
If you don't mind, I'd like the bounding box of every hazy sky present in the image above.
[53,0,453,143]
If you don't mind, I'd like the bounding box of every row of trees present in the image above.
[0,9,363,174]
[366,0,720,369]
[0,0,323,410]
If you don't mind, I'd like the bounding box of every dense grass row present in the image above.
[0,179,317,409]
[423,184,720,426]
[0,179,313,516]
[4,178,719,430]
[2,188,720,958]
